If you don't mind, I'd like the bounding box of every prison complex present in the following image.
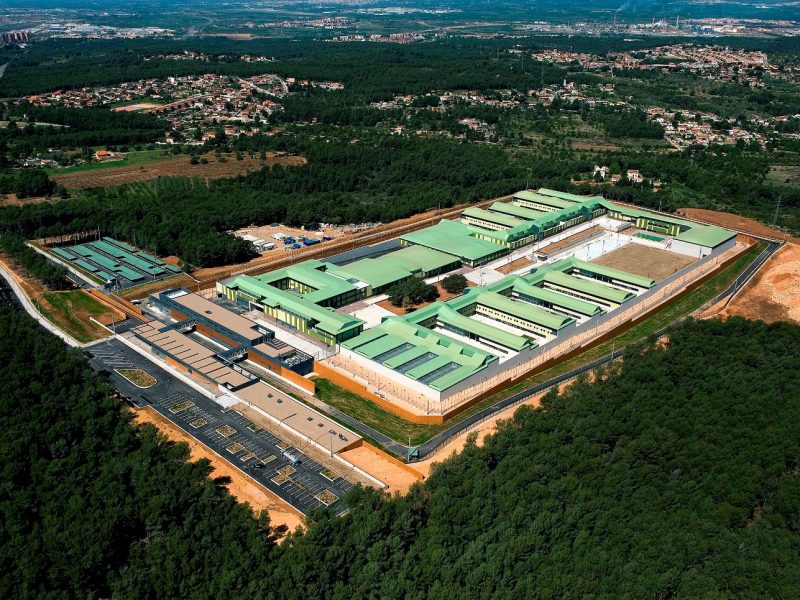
[212,189,740,417]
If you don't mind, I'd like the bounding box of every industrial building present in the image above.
[147,289,315,388]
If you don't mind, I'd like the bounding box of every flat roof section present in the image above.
[381,245,461,273]
[131,321,251,389]
[168,290,264,343]
[234,381,360,454]
[400,220,507,263]
[328,259,412,291]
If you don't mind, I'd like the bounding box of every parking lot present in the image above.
[86,338,355,515]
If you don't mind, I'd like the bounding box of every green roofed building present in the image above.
[462,207,527,231]
[399,219,509,266]
[217,274,364,345]
[537,188,604,204]
[327,246,461,295]
[252,259,365,308]
[599,200,736,253]
[488,201,546,221]
[513,190,579,211]
[341,318,498,393]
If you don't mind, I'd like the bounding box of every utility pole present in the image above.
[773,195,782,226]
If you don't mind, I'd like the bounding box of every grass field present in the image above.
[314,379,440,445]
[45,150,168,175]
[117,272,196,301]
[38,290,116,343]
[315,242,765,448]
[49,152,306,189]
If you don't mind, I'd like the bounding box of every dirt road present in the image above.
[676,208,797,242]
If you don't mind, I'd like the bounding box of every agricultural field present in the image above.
[49,152,306,189]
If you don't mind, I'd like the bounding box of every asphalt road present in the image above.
[85,338,355,516]
[0,275,22,311]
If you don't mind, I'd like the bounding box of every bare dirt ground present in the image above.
[718,242,800,324]
[0,193,54,207]
[112,103,162,112]
[496,256,533,274]
[676,208,798,243]
[132,406,304,534]
[338,444,423,495]
[592,243,696,281]
[51,152,306,189]
[767,165,800,187]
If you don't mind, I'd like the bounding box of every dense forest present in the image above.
[2,36,797,99]
[0,136,524,267]
[0,234,70,289]
[0,104,168,157]
[2,308,799,598]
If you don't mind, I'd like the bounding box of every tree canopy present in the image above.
[2,307,799,598]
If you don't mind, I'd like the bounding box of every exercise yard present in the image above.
[591,243,696,281]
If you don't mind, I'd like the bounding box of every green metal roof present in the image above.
[673,226,735,247]
[566,257,655,289]
[327,246,459,290]
[341,317,498,391]
[462,207,526,229]
[537,188,603,203]
[600,200,736,248]
[472,290,575,331]
[514,190,576,210]
[435,304,532,352]
[540,271,634,305]
[328,259,411,290]
[504,278,605,317]
[384,245,460,273]
[488,202,546,221]
[400,220,507,262]
[255,259,358,305]
[225,274,363,336]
